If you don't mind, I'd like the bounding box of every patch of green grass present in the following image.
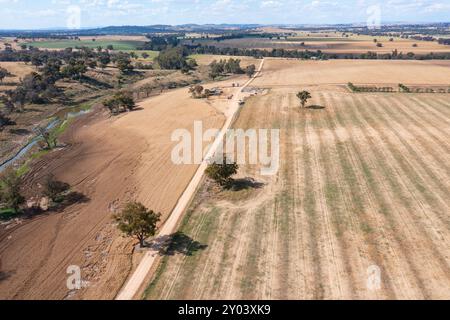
[0,208,18,220]
[14,148,51,178]
[30,149,50,160]
[25,40,145,51]
[360,222,374,234]
[51,119,71,138]
[15,162,30,177]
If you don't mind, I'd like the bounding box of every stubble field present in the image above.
[144,59,450,300]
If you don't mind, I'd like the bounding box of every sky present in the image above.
[0,0,449,30]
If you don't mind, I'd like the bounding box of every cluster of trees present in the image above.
[112,53,134,74]
[209,58,244,79]
[0,67,10,83]
[134,62,153,70]
[155,47,197,72]
[6,72,60,111]
[0,170,72,216]
[208,59,257,79]
[142,35,182,51]
[0,111,14,131]
[103,91,136,115]
[0,46,139,73]
[0,170,24,213]
[60,59,88,81]
[438,38,450,45]
[188,85,210,99]
[0,46,143,116]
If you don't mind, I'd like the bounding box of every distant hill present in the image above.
[0,24,262,37]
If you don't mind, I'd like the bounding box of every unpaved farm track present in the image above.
[115,59,265,300]
[0,86,226,300]
[144,86,450,299]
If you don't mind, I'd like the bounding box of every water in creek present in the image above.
[0,106,91,173]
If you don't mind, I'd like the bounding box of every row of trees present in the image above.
[347,83,450,94]
[348,83,395,93]
[184,43,450,60]
[186,44,325,59]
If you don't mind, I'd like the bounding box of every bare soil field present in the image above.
[144,61,450,300]
[252,59,450,87]
[0,82,238,299]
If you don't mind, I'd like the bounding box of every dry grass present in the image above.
[0,62,35,91]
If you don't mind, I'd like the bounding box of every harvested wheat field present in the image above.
[144,61,450,300]
[253,59,450,87]
[0,86,229,300]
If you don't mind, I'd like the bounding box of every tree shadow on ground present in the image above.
[8,128,29,136]
[81,76,113,89]
[306,105,326,110]
[149,232,208,257]
[0,270,14,283]
[52,192,90,212]
[228,177,265,191]
[21,191,91,219]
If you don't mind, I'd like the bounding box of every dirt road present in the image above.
[115,59,265,300]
